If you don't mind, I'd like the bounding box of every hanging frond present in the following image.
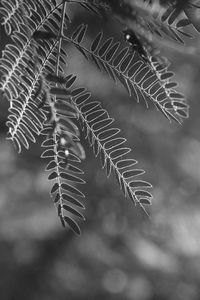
[0,0,71,153]
[70,87,153,213]
[64,27,189,123]
[41,121,86,235]
[5,35,62,152]
[0,0,68,100]
[40,73,86,234]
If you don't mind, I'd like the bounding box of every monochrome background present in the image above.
[0,6,200,300]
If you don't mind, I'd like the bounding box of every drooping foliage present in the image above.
[0,0,199,234]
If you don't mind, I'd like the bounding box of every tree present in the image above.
[0,0,199,234]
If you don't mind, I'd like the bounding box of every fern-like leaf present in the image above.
[65,28,189,123]
[140,0,200,42]
[41,98,86,234]
[0,0,65,99]
[70,87,153,213]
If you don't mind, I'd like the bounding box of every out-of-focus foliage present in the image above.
[1,1,200,300]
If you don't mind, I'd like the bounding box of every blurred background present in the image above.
[1,5,200,300]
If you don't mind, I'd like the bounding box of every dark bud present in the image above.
[123,29,149,62]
